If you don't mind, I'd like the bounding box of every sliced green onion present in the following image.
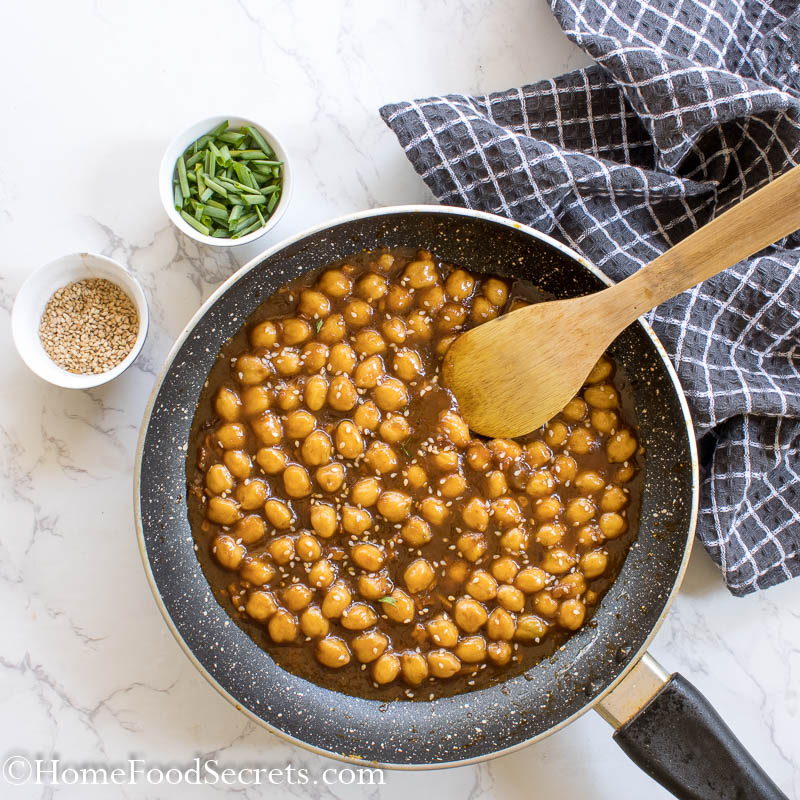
[202,175,229,198]
[232,219,264,238]
[228,204,244,224]
[267,191,279,213]
[180,209,210,235]
[243,126,275,157]
[177,156,190,199]
[173,182,183,210]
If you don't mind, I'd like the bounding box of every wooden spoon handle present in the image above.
[609,163,800,324]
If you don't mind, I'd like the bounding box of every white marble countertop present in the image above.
[1,1,798,798]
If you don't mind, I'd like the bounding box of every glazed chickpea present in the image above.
[317,313,346,344]
[515,614,548,642]
[482,277,509,307]
[381,316,407,344]
[416,285,446,314]
[427,650,461,678]
[403,258,438,289]
[379,414,410,443]
[540,548,576,575]
[525,440,552,469]
[284,410,315,440]
[488,641,513,665]
[296,533,322,562]
[207,497,242,526]
[216,422,246,450]
[241,385,272,417]
[301,341,329,373]
[575,470,605,494]
[357,570,392,600]
[351,542,385,571]
[491,556,520,584]
[454,596,488,633]
[591,408,619,434]
[487,607,516,641]
[437,301,468,331]
[309,503,337,538]
[401,516,432,547]
[235,354,270,385]
[273,348,301,377]
[419,496,449,526]
[400,652,429,685]
[445,268,475,300]
[356,272,388,301]
[485,470,508,498]
[515,566,547,593]
[206,463,234,495]
[355,331,388,361]
[342,506,372,536]
[559,598,586,630]
[383,589,415,624]
[299,289,330,319]
[385,284,413,313]
[404,463,428,489]
[553,454,578,483]
[499,526,527,553]
[344,299,373,328]
[601,486,629,512]
[235,516,267,547]
[426,614,459,647]
[392,348,423,382]
[599,512,627,539]
[250,320,278,348]
[353,400,381,431]
[562,397,587,422]
[282,317,312,346]
[212,534,244,569]
[488,439,523,464]
[327,344,357,375]
[471,296,499,323]
[265,499,295,530]
[545,421,569,448]
[436,334,457,357]
[224,449,253,480]
[304,375,328,411]
[235,478,268,510]
[245,590,277,621]
[316,462,346,493]
[535,522,565,547]
[300,606,330,638]
[437,472,465,499]
[565,497,596,525]
[377,491,412,522]
[352,631,389,663]
[497,584,526,613]
[350,477,381,507]
[251,411,282,446]
[432,449,459,472]
[585,383,619,410]
[445,559,470,584]
[616,463,636,483]
[268,609,298,643]
[239,555,274,585]
[466,442,492,472]
[268,535,295,565]
[301,430,333,467]
[577,524,603,547]
[283,464,312,498]
[373,377,409,412]
[309,558,336,589]
[341,602,379,631]
[364,441,398,474]
[276,383,303,411]
[553,572,587,600]
[283,584,313,612]
[335,420,364,459]
[407,310,433,341]
[533,495,563,521]
[372,652,401,684]
[491,497,523,528]
[317,268,352,298]
[586,356,612,384]
[456,531,487,562]
[322,582,352,618]
[354,355,384,389]
[456,635,487,664]
[526,469,555,497]
[404,558,435,593]
[438,410,470,448]
[607,429,637,463]
[569,427,597,455]
[316,636,351,668]
[466,570,497,601]
[215,386,242,422]
[328,375,358,412]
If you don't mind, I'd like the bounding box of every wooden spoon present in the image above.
[442,164,800,438]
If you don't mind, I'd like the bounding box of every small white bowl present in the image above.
[11,253,149,389]
[159,114,292,247]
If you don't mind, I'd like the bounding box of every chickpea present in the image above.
[283,464,312,498]
[400,652,429,685]
[389,348,422,382]
[316,462,345,493]
[471,296,499,323]
[381,316,407,344]
[401,516,433,547]
[251,411,282,446]
[355,330,388,359]
[282,410,314,440]
[298,289,330,319]
[354,400,381,431]
[321,582,352,618]
[404,463,428,489]
[416,285,445,314]
[377,252,394,272]
[265,499,294,530]
[553,572,586,599]
[326,345,355,377]
[234,516,266,547]
[601,486,629,512]
[235,354,270,385]
[482,277,509,307]
[245,590,277,621]
[574,470,604,494]
[439,473,467,498]
[499,526,527,553]
[268,609,298,643]
[309,558,336,589]
[445,268,475,300]
[407,310,432,341]
[356,272,388,301]
[373,376,409,412]
[328,375,358,413]
[559,598,586,631]
[577,524,603,547]
[310,503,337,538]
[599,512,627,539]
[316,636,351,667]
[488,439,523,464]
[354,355,384,389]
[276,383,303,411]
[283,584,313,612]
[224,450,253,480]
[235,478,269,510]
[516,566,547,593]
[454,596,488,633]
[456,531,487,562]
[317,268,352,298]
[585,383,619,410]
[385,284,413,313]
[250,320,278,348]
[535,522,564,547]
[541,548,576,575]
[364,441,398,474]
[358,570,392,600]
[295,533,322,562]
[342,506,373,536]
[487,607,516,641]
[282,317,312,346]
[241,385,272,417]
[403,258,438,288]
[318,313,346,344]
[438,410,470,448]
[304,374,328,411]
[344,299,373,328]
[352,631,389,663]
[562,397,587,422]
[207,497,242,526]
[436,334,458,357]
[526,469,555,498]
[215,386,242,422]
[491,556,520,584]
[341,602,379,631]
[347,478,378,508]
[301,430,333,467]
[466,570,498,601]
[206,463,234,495]
[566,497,596,525]
[383,589,415,624]
[216,422,246,450]
[485,470,508,498]
[491,497,523,528]
[404,558,435,593]
[525,440,552,469]
[488,641,513,665]
[616,463,636,483]
[372,652,401,684]
[268,535,295,564]
[533,495,563,521]
[302,341,329,373]
[426,614,459,647]
[589,408,617,435]
[379,414,410,443]
[300,606,330,638]
[455,635,487,663]
[427,650,461,678]
[553,454,578,483]
[335,421,364,459]
[515,614,548,642]
[497,584,526,612]
[212,534,244,569]
[377,491,412,522]
[466,442,492,472]
[432,449,459,472]
[419,496,449,526]
[274,348,301,377]
[437,301,468,331]
[239,556,275,585]
[569,427,597,454]
[445,559,470,584]
[545,421,569,448]
[586,356,612,384]
[607,429,637,463]
[351,542,385,571]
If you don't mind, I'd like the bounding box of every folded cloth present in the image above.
[379,0,800,595]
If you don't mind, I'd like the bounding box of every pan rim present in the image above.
[133,203,699,770]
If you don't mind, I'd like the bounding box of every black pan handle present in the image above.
[597,654,787,800]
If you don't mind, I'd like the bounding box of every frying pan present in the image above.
[135,206,787,799]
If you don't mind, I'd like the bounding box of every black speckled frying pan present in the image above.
[135,207,786,800]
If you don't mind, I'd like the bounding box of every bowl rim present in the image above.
[11,251,149,389]
[158,114,293,248]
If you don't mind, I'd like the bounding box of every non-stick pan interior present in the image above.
[137,207,695,766]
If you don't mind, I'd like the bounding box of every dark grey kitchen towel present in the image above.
[379,0,800,595]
